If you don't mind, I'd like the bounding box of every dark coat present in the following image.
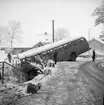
[92,50,95,59]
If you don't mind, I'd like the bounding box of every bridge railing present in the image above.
[0,61,21,84]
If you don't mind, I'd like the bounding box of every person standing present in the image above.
[92,50,95,62]
[53,51,58,64]
[7,53,12,63]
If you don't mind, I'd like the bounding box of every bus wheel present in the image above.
[70,53,77,61]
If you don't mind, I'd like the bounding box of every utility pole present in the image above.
[52,20,55,42]
[88,28,91,57]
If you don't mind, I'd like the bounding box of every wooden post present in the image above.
[1,62,4,84]
[52,20,55,42]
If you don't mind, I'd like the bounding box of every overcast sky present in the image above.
[0,0,102,47]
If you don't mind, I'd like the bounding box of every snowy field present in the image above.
[0,56,103,105]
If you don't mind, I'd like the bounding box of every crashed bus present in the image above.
[14,36,90,80]
[16,36,90,61]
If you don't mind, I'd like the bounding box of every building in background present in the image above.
[80,38,104,57]
[0,41,50,55]
[88,38,104,56]
[89,38,104,51]
[0,47,31,55]
[32,41,50,48]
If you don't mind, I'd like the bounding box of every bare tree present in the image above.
[92,1,104,39]
[55,28,70,41]
[0,26,4,44]
[6,20,22,47]
[92,1,104,26]
[0,25,8,46]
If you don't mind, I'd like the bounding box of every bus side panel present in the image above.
[57,50,65,61]
[57,46,77,61]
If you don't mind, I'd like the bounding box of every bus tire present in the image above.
[70,53,77,61]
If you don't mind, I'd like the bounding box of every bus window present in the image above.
[76,39,82,45]
[63,44,67,49]
[56,47,59,50]
[64,44,67,47]
[54,48,57,51]
[81,38,85,41]
[47,50,50,53]
[59,46,63,49]
[68,43,71,47]
[64,43,69,49]
[42,52,46,55]
[77,39,82,44]
[55,48,57,50]
[59,45,64,50]
[73,41,77,45]
[81,38,84,40]
[75,41,78,45]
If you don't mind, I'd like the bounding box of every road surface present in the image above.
[79,60,104,105]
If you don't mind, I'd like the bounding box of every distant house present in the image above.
[0,41,50,55]
[80,38,104,57]
[11,47,31,55]
[0,46,31,55]
[11,41,50,55]
[32,41,50,48]
[88,38,104,51]
[88,38,104,56]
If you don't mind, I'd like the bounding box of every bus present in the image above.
[13,36,90,80]
[15,36,90,62]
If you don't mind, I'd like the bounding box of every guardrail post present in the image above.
[1,62,4,84]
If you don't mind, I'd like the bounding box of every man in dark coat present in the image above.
[92,50,95,62]
[53,51,58,64]
[7,53,12,63]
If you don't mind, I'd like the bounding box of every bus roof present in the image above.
[16,36,84,59]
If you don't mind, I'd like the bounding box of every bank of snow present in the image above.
[0,59,103,105]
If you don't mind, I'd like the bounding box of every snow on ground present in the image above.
[76,57,91,61]
[0,57,104,105]
[77,56,104,62]
[0,51,7,61]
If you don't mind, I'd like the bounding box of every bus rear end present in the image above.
[76,37,90,55]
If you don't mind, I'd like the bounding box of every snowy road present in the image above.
[80,60,104,87]
[79,60,104,105]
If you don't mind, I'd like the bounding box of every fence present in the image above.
[0,61,21,84]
